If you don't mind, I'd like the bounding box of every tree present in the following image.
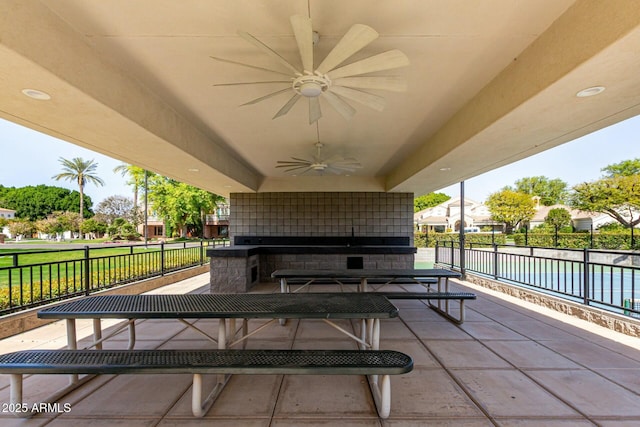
[570,175,640,229]
[52,157,105,226]
[148,177,225,237]
[0,185,92,220]
[7,219,34,238]
[601,158,640,178]
[545,207,572,230]
[95,195,136,225]
[80,218,107,238]
[414,193,451,212]
[113,164,151,222]
[512,176,569,206]
[485,189,536,233]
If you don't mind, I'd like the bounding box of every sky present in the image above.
[1,114,640,206]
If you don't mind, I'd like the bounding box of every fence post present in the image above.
[493,244,499,280]
[450,241,455,268]
[161,242,165,276]
[12,253,18,267]
[200,240,204,265]
[435,241,439,264]
[84,246,91,296]
[582,248,590,305]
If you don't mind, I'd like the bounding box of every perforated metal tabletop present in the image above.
[38,293,399,320]
[271,268,461,280]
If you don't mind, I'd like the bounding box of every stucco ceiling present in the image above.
[1,1,640,197]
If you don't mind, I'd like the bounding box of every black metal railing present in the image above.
[436,241,640,318]
[0,239,229,315]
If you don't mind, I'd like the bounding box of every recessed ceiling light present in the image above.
[576,86,605,97]
[21,88,51,100]
[439,167,451,171]
[187,168,199,172]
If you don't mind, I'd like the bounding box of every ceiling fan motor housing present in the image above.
[293,74,330,97]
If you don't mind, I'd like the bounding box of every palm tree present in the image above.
[113,164,147,210]
[52,157,105,227]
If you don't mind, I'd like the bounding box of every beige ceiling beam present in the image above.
[0,0,259,195]
[386,0,640,194]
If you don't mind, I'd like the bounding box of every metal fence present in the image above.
[436,241,640,318]
[0,240,228,315]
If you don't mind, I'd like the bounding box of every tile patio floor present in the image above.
[1,273,639,426]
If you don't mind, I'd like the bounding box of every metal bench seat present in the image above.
[376,291,477,324]
[0,349,412,418]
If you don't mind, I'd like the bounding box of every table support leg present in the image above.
[92,318,102,350]
[217,319,228,386]
[66,319,78,384]
[127,319,136,350]
[279,278,288,325]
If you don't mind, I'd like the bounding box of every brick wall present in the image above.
[229,192,414,245]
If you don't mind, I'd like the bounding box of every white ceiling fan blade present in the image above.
[238,31,300,75]
[316,24,379,74]
[322,91,356,120]
[210,56,293,78]
[309,97,322,124]
[273,94,301,119]
[214,81,291,87]
[276,160,311,167]
[332,76,407,92]
[241,88,291,106]
[279,165,314,173]
[290,15,314,72]
[329,86,386,112]
[327,49,410,79]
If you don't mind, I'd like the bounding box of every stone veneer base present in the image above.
[461,270,640,338]
[210,252,415,293]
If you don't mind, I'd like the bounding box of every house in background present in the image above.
[137,202,230,239]
[204,203,229,239]
[0,207,16,239]
[414,197,501,233]
[527,198,618,231]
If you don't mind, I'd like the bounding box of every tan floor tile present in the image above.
[595,420,640,426]
[166,373,281,418]
[525,369,640,417]
[501,320,581,341]
[390,368,484,418]
[159,420,270,426]
[397,307,447,322]
[458,322,526,340]
[274,374,375,418]
[481,340,582,369]
[379,319,419,341]
[593,368,640,391]
[404,321,472,340]
[380,339,441,368]
[382,420,493,427]
[273,419,381,426]
[68,374,191,417]
[424,340,512,369]
[47,419,158,426]
[452,369,579,417]
[292,338,358,350]
[496,419,594,426]
[543,339,640,369]
[295,319,357,340]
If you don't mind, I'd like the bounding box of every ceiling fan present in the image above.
[276,142,362,175]
[211,15,409,124]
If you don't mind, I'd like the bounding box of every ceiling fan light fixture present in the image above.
[293,75,329,97]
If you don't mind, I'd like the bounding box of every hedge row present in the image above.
[414,232,507,248]
[512,232,640,250]
[414,232,639,250]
